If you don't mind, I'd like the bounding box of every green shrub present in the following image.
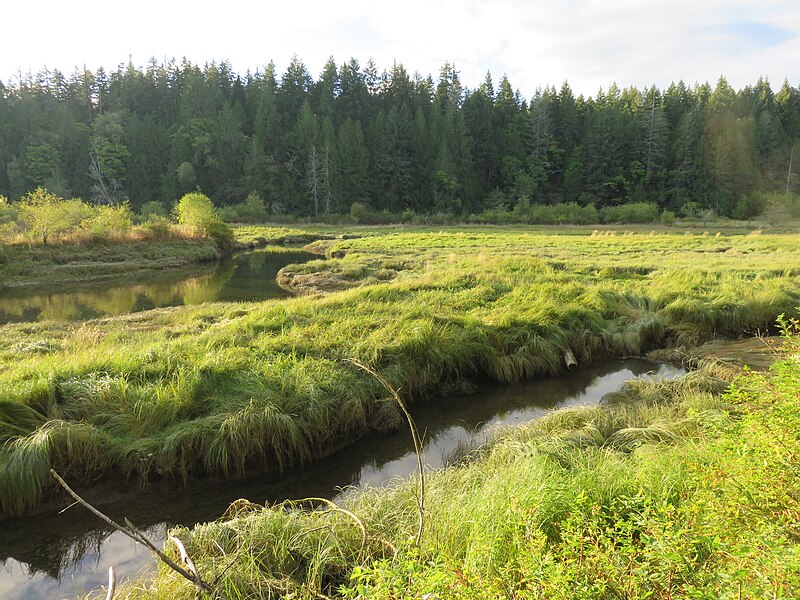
[732,194,768,220]
[349,202,401,225]
[0,196,16,225]
[530,202,598,225]
[242,192,268,222]
[174,192,233,250]
[205,220,235,251]
[659,209,676,226]
[138,215,173,239]
[744,192,800,221]
[0,222,20,241]
[218,192,269,224]
[84,203,133,239]
[138,200,168,222]
[17,188,90,243]
[600,202,659,224]
[469,208,514,224]
[680,201,702,219]
[174,192,218,232]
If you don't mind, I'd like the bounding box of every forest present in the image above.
[0,57,798,221]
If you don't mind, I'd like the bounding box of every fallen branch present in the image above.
[50,469,224,599]
[348,359,426,546]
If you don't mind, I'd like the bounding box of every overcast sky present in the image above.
[4,0,799,97]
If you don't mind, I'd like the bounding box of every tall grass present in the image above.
[97,345,800,598]
[0,226,798,517]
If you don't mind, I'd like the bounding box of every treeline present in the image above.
[0,57,798,218]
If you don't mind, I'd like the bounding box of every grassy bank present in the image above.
[0,226,799,518]
[96,323,800,599]
[0,239,220,288]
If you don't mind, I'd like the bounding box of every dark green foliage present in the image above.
[0,60,797,218]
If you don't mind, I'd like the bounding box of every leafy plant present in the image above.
[174,192,233,250]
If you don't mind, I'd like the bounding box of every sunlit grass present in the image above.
[98,346,800,598]
[0,225,798,517]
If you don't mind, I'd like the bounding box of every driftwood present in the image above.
[50,469,225,600]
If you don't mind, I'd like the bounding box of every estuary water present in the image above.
[0,248,315,324]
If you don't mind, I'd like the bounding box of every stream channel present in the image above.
[0,359,683,599]
[0,249,684,598]
[0,247,316,324]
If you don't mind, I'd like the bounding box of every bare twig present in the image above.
[170,535,205,600]
[348,359,426,546]
[105,566,116,600]
[50,469,223,599]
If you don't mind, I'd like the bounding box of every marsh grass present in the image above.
[0,239,220,288]
[97,344,800,598]
[1,226,799,517]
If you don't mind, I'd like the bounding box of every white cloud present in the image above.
[2,0,798,95]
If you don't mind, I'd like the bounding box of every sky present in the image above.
[3,0,799,97]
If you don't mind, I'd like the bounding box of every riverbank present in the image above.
[0,226,798,519]
[95,326,800,598]
[0,239,221,289]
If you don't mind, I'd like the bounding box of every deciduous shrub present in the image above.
[600,202,659,224]
[174,192,233,250]
[17,188,90,243]
[138,200,168,221]
[85,203,133,239]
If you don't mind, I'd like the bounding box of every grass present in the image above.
[94,324,800,598]
[0,225,798,519]
[0,238,220,288]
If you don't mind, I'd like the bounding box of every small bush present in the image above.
[530,203,598,225]
[600,202,660,224]
[137,200,168,222]
[218,192,269,224]
[0,222,20,241]
[0,195,16,225]
[349,202,402,225]
[174,192,233,250]
[660,210,676,226]
[732,194,768,220]
[746,192,800,221]
[17,188,90,243]
[680,201,702,219]
[137,215,173,239]
[174,192,218,233]
[84,203,133,239]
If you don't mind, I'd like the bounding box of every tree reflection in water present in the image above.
[0,250,314,324]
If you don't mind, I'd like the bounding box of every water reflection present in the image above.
[0,250,314,324]
[0,359,682,600]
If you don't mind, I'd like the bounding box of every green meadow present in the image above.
[1,225,799,525]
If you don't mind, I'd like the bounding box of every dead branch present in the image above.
[50,469,224,599]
